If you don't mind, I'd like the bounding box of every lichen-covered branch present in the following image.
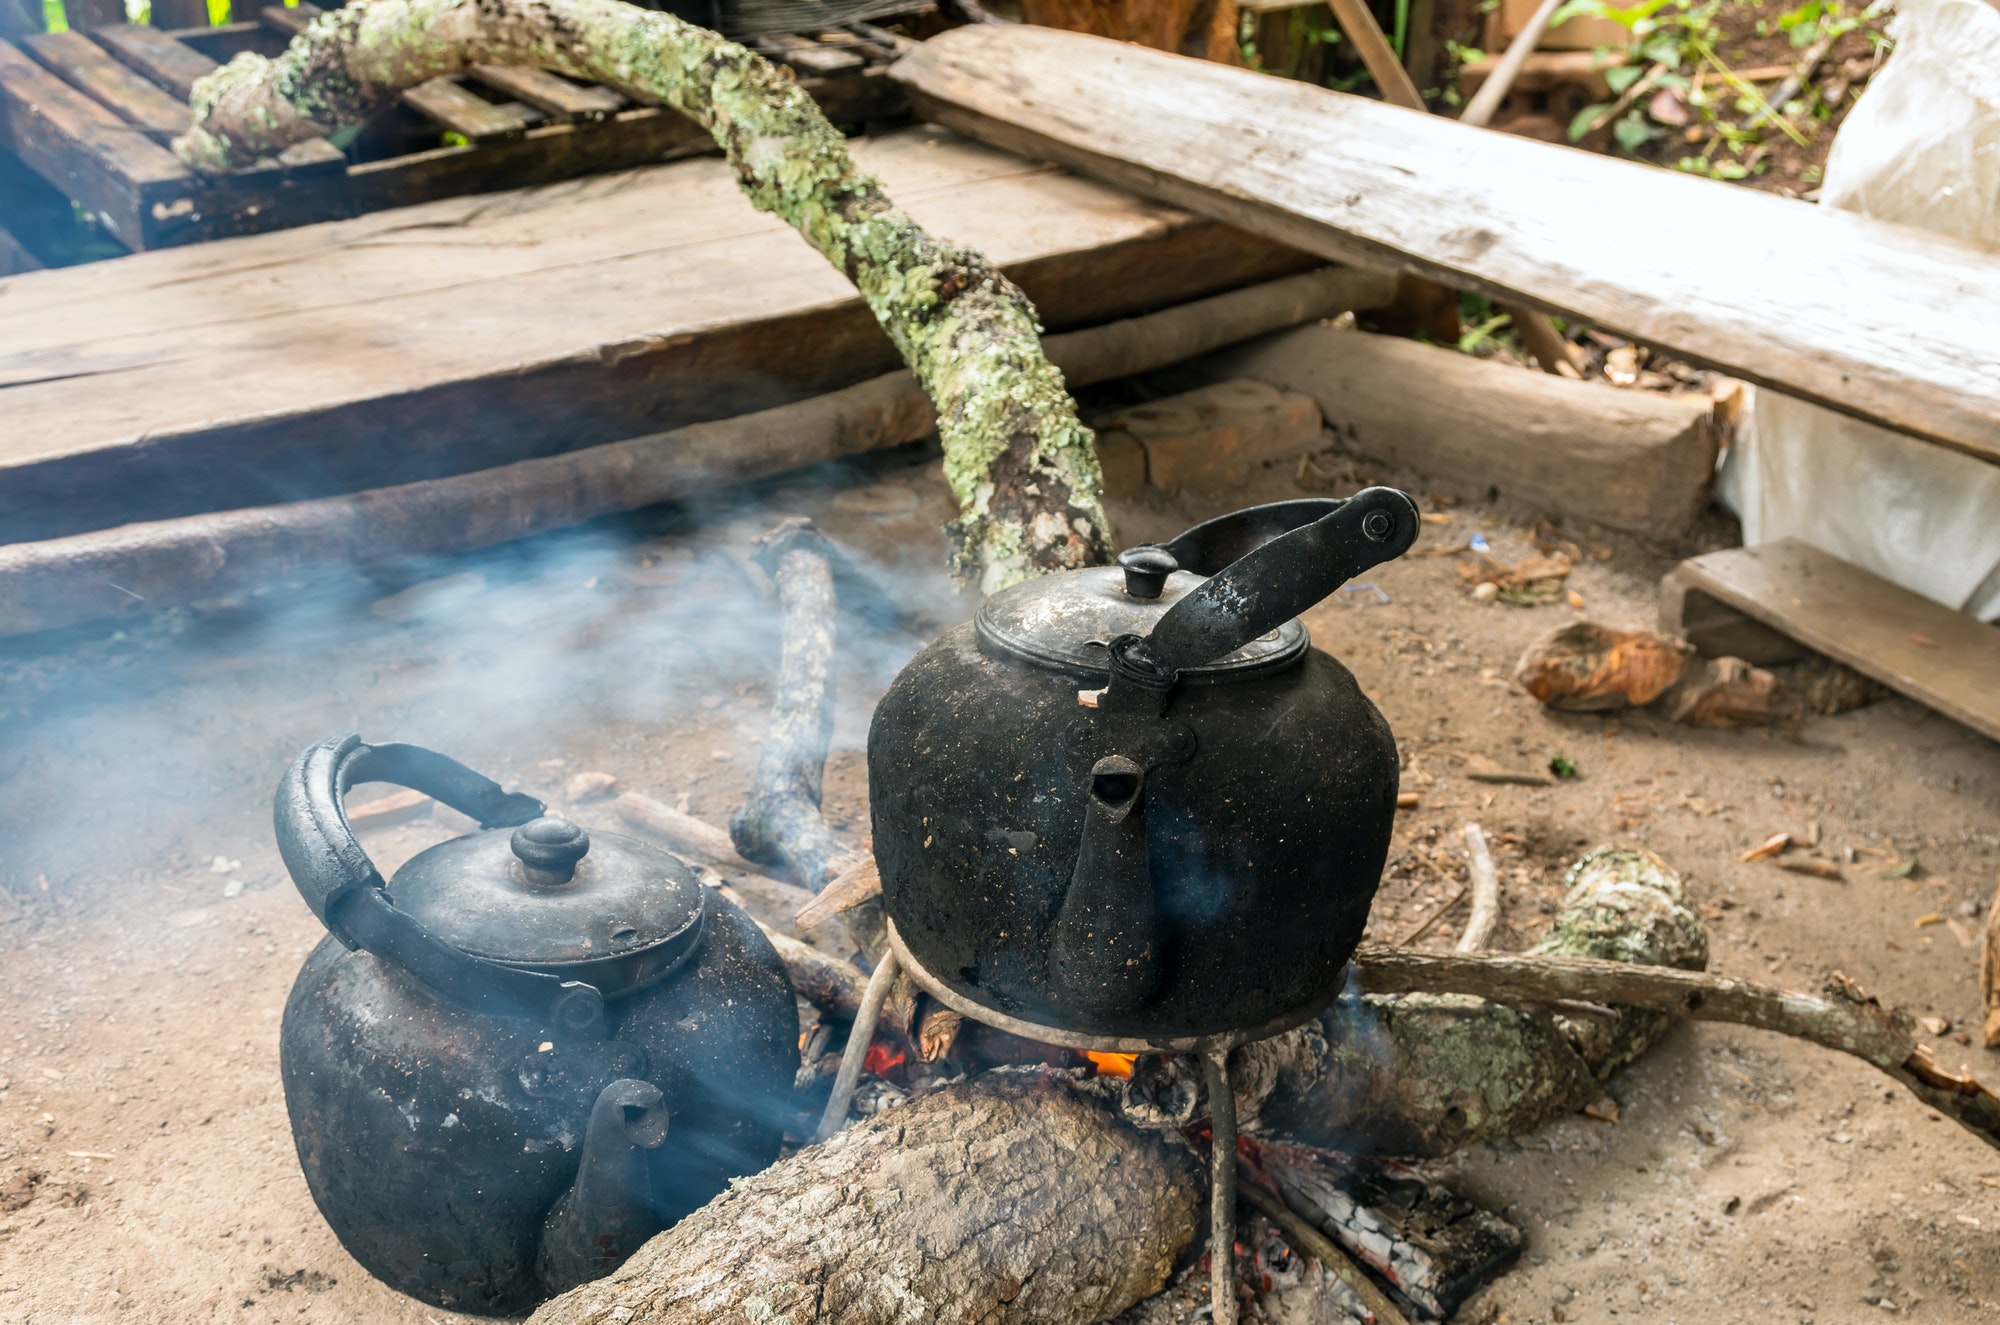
[173,0,1110,589]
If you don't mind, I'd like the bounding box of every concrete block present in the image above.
[1109,378,1323,491]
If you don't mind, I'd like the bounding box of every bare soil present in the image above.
[1,430,1996,1324]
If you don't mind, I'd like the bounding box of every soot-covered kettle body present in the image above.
[273,736,798,1315]
[868,491,1420,1041]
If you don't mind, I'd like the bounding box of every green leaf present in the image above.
[1569,102,1612,139]
[1883,857,1919,880]
[1549,754,1578,780]
[1639,33,1682,64]
[1605,64,1646,93]
[1612,113,1658,151]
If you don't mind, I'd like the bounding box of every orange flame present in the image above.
[864,1041,906,1076]
[1085,1051,1138,1079]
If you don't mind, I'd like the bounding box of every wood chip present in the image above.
[1582,1096,1620,1123]
[1919,1016,1951,1035]
[1776,858,1843,880]
[1395,790,1422,809]
[1739,832,1791,863]
[1463,754,1554,786]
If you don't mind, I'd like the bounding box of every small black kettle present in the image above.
[868,491,1419,1042]
[273,736,798,1316]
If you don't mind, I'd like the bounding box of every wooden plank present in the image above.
[754,33,867,75]
[891,24,2000,467]
[1201,322,1718,538]
[88,20,218,99]
[0,36,195,248]
[1659,540,2000,744]
[19,29,192,136]
[0,127,1318,541]
[465,64,623,121]
[400,75,537,140]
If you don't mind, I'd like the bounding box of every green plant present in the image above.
[1550,754,1578,779]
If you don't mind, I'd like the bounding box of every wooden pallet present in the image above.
[0,126,1318,541]
[1661,540,2000,744]
[0,5,909,251]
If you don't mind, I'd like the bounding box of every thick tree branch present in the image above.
[1350,948,1916,1068]
[175,0,1109,588]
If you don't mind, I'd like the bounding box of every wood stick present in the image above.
[1458,0,1562,127]
[1352,945,1915,1067]
[0,265,1392,641]
[1322,0,1573,376]
[1351,945,2000,1151]
[796,855,882,930]
[1324,0,1424,111]
[1396,883,1467,946]
[614,791,740,865]
[756,922,869,1022]
[730,520,843,891]
[816,947,901,1141]
[1238,1181,1416,1325]
[1455,823,1500,952]
[1745,30,1833,131]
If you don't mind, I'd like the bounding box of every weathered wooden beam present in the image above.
[0,265,1392,639]
[1200,322,1718,537]
[890,24,2000,466]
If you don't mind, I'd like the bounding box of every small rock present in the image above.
[1471,581,1499,602]
[563,770,619,803]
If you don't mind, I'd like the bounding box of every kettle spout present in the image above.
[1049,756,1161,1019]
[537,1078,670,1295]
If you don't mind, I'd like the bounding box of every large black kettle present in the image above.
[273,736,798,1316]
[867,491,1419,1041]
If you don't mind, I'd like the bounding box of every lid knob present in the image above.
[512,817,591,884]
[1116,546,1179,600]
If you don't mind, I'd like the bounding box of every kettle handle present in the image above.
[1130,487,1419,679]
[273,734,610,1038]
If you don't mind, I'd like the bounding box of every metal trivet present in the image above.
[814,919,1343,1325]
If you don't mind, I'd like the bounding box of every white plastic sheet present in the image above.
[1716,0,2000,621]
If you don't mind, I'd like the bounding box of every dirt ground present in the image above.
[1,424,1996,1325]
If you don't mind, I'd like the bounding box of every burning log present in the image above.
[728,519,846,893]
[173,0,1111,590]
[524,1072,1203,1325]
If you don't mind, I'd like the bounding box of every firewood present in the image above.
[795,854,882,930]
[1455,824,1500,952]
[730,520,843,891]
[526,1072,1202,1325]
[614,792,741,865]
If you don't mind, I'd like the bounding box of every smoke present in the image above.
[0,444,967,911]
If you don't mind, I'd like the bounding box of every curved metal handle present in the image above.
[1139,486,1418,676]
[271,735,610,1037]
[1153,498,1351,576]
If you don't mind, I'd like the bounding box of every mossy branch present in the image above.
[173,0,1110,590]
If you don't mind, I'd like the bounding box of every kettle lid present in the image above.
[385,818,704,982]
[976,562,1308,680]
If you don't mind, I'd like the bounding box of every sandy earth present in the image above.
[1,427,1996,1325]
